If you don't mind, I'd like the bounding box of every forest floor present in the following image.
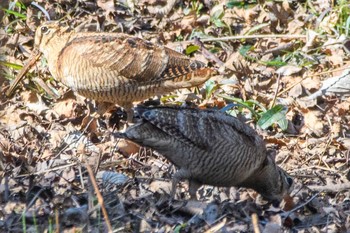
[1,0,350,232]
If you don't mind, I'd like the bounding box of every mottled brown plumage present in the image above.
[117,106,293,201]
[8,21,213,121]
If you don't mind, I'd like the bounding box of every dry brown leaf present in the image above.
[319,12,339,34]
[276,65,302,76]
[196,14,210,25]
[288,83,303,98]
[301,110,325,136]
[149,180,172,195]
[302,30,319,52]
[326,50,344,66]
[287,17,305,34]
[175,200,207,215]
[97,0,116,16]
[20,91,49,114]
[60,167,75,184]
[117,139,140,156]
[266,1,293,30]
[180,13,196,33]
[262,223,282,233]
[301,76,321,92]
[336,98,350,115]
[52,98,78,119]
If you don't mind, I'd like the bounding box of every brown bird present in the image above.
[117,106,293,202]
[7,21,213,122]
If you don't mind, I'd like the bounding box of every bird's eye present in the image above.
[286,177,293,186]
[41,26,49,34]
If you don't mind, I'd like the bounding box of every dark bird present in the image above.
[116,106,293,202]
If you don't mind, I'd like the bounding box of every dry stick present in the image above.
[78,165,85,190]
[55,209,60,233]
[317,117,333,168]
[263,42,295,55]
[134,176,169,182]
[283,192,320,218]
[193,37,225,67]
[304,135,332,169]
[204,218,227,233]
[277,72,311,97]
[308,182,350,192]
[251,213,261,233]
[86,164,112,233]
[6,52,41,97]
[55,116,96,159]
[178,34,307,44]
[288,165,338,174]
[269,74,281,109]
[325,157,348,164]
[300,137,329,166]
[32,77,60,99]
[4,175,9,202]
[16,162,78,178]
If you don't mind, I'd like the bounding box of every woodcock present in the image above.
[7,21,213,121]
[117,106,293,202]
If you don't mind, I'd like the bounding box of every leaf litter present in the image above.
[1,0,350,232]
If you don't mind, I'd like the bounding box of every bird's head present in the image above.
[253,155,294,203]
[34,21,70,53]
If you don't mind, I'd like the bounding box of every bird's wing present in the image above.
[57,34,208,84]
[137,107,265,150]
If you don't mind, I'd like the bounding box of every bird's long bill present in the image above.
[6,51,41,97]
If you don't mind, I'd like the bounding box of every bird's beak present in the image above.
[6,50,41,97]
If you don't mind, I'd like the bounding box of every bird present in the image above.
[116,106,293,202]
[6,21,213,122]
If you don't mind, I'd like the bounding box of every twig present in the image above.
[4,175,9,202]
[251,213,260,233]
[263,42,296,55]
[78,165,85,190]
[316,135,332,169]
[204,218,227,233]
[283,192,320,218]
[32,77,61,99]
[308,182,350,192]
[55,116,96,158]
[177,34,306,44]
[15,162,78,178]
[86,164,113,233]
[193,37,225,67]
[269,73,281,108]
[277,73,310,96]
[55,209,60,233]
[325,157,348,164]
[6,52,41,97]
[288,165,338,174]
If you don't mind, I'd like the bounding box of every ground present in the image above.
[0,0,350,232]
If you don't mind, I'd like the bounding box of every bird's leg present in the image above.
[95,101,116,117]
[171,168,191,200]
[188,180,201,200]
[118,102,134,132]
[80,101,115,132]
[125,107,134,124]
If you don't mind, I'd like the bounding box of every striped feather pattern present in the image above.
[33,21,214,117]
[119,106,293,201]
